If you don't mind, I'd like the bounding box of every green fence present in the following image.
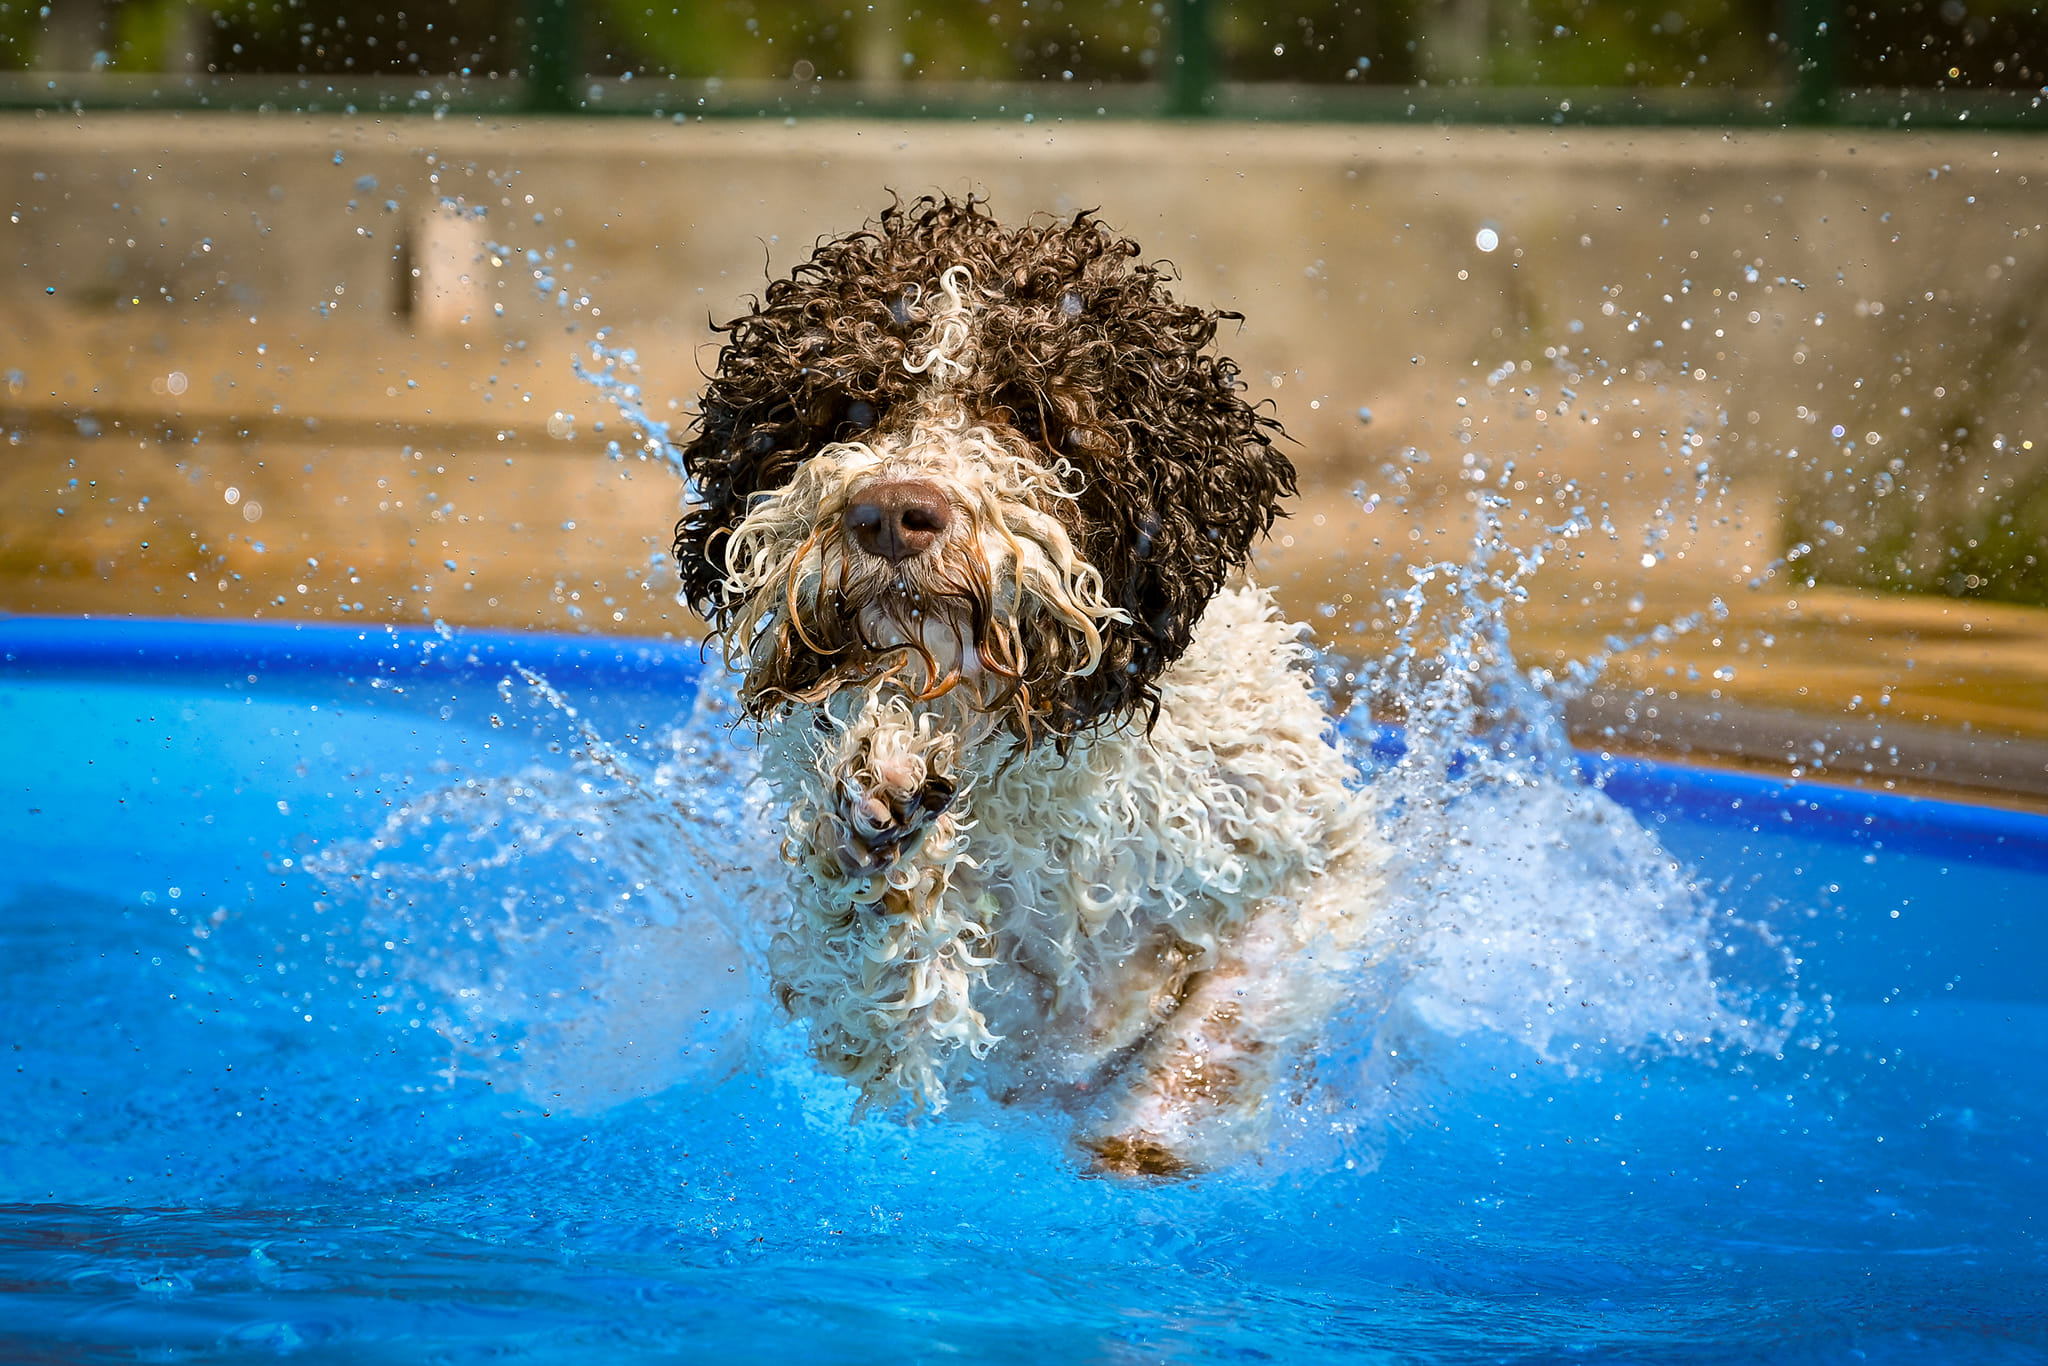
[2,0,2045,127]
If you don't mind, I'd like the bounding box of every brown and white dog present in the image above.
[672,196,1386,1174]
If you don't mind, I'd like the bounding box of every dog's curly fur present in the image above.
[675,194,1295,739]
[671,196,1384,1173]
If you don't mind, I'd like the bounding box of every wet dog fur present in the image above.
[672,195,1385,1174]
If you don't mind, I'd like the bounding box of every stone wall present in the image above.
[2,113,2043,626]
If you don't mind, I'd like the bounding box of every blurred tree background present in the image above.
[1782,266,2048,607]
[5,0,2045,90]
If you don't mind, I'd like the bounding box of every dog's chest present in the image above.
[953,586,1356,961]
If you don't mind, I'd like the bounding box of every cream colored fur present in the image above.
[723,265,1390,1172]
[758,584,1388,1170]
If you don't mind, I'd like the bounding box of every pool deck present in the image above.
[1259,476,2048,806]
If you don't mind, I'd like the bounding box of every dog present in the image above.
[672,195,1387,1174]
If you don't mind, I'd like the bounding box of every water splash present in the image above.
[571,333,688,480]
[455,200,691,485]
[323,219,1799,1163]
[308,669,772,1113]
[1309,483,1803,1167]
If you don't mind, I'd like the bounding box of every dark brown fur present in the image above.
[673,194,1295,738]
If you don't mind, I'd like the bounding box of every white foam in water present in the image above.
[312,215,1802,1162]
[1295,490,1803,1165]
[1387,781,1772,1060]
[309,674,775,1114]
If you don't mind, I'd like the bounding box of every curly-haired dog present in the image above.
[673,196,1387,1174]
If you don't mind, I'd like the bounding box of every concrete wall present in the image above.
[7,114,2044,469]
[1,112,2043,637]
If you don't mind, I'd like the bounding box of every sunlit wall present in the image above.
[3,0,2045,746]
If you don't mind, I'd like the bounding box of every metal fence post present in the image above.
[1168,0,1216,117]
[1786,0,1840,124]
[527,0,581,113]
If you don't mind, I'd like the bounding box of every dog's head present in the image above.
[674,194,1294,742]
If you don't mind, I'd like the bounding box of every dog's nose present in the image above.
[843,479,953,562]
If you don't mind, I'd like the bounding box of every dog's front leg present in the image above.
[770,695,1005,1113]
[1077,904,1329,1176]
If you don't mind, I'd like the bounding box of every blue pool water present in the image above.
[3,617,2045,1363]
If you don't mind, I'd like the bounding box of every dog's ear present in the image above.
[1053,290,1295,734]
[671,245,907,637]
[670,335,795,638]
[955,208,1295,736]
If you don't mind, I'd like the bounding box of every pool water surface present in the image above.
[2,618,2045,1363]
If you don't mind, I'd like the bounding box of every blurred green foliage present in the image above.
[1214,0,1777,86]
[0,3,48,68]
[1785,268,2048,610]
[6,0,2043,89]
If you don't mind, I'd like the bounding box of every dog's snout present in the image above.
[844,480,953,562]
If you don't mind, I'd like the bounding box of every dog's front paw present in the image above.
[1078,1131,1195,1179]
[841,764,956,872]
[832,729,959,874]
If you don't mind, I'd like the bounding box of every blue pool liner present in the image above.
[6,613,2045,873]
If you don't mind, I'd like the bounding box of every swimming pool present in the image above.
[4,616,2045,1362]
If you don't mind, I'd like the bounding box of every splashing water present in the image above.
[303,506,1798,1168]
[469,204,689,482]
[340,208,1801,1162]
[571,334,686,476]
[1343,489,1794,1081]
[307,668,774,1114]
